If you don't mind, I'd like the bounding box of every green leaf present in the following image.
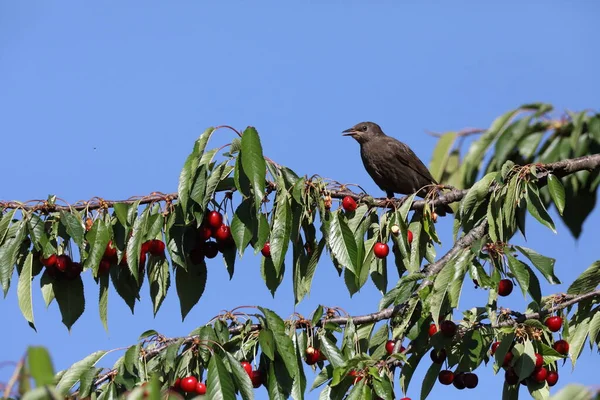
[231,200,256,256]
[240,126,266,214]
[0,209,15,245]
[147,256,170,316]
[505,254,530,299]
[53,277,85,331]
[547,174,566,215]
[27,346,55,386]
[175,262,207,321]
[261,256,285,296]
[420,361,442,400]
[178,127,216,213]
[271,188,292,275]
[60,210,85,248]
[567,261,600,295]
[318,333,345,369]
[429,132,458,182]
[109,265,139,313]
[459,172,496,224]
[526,184,556,233]
[56,350,107,395]
[329,211,358,273]
[259,307,298,377]
[17,253,35,329]
[98,274,109,332]
[515,246,560,285]
[126,206,151,281]
[429,256,457,326]
[84,217,111,277]
[0,219,26,295]
[113,203,131,229]
[569,316,590,367]
[266,362,288,400]
[224,352,254,400]
[514,340,536,380]
[259,329,276,360]
[548,384,594,400]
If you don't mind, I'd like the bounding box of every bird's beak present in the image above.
[342,127,358,137]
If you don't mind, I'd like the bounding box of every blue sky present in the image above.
[1,2,599,399]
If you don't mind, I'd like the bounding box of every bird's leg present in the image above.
[382,191,397,209]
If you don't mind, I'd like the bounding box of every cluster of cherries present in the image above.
[170,376,207,395]
[40,253,83,279]
[341,196,413,259]
[189,211,235,263]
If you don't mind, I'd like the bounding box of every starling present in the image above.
[343,121,453,215]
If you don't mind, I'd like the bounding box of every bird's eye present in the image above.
[362,125,368,131]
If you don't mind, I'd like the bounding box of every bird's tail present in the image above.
[434,202,454,216]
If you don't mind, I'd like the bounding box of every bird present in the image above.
[342,121,453,215]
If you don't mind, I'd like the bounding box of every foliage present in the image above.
[2,104,600,399]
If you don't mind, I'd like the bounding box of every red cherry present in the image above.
[342,196,357,212]
[349,369,362,384]
[56,255,71,272]
[214,224,232,243]
[98,259,111,275]
[440,320,456,337]
[65,261,82,280]
[41,254,58,267]
[250,370,262,388]
[498,279,514,296]
[384,340,396,355]
[534,353,543,368]
[373,242,389,259]
[261,242,271,257]
[195,381,206,395]
[545,316,562,332]
[204,241,219,259]
[199,224,212,241]
[141,241,151,254]
[139,252,147,269]
[546,371,559,386]
[104,241,118,260]
[400,398,412,400]
[119,253,128,267]
[241,361,252,376]
[531,367,547,383]
[463,372,478,389]
[207,211,223,229]
[430,349,447,364]
[407,230,413,245]
[305,346,321,365]
[438,370,454,385]
[505,368,519,385]
[453,372,466,390]
[553,339,569,355]
[148,239,166,256]
[179,376,198,393]
[503,351,514,367]
[173,378,181,389]
[428,324,438,337]
[431,212,438,223]
[490,341,500,354]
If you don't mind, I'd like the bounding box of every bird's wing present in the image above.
[383,136,438,185]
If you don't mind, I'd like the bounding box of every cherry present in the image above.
[179,376,198,393]
[453,372,466,390]
[349,369,363,384]
[41,254,57,268]
[463,372,478,389]
[195,381,207,395]
[546,371,559,386]
[199,225,213,241]
[430,348,447,364]
[498,279,513,297]
[56,255,71,272]
[214,224,232,243]
[534,353,543,368]
[172,378,181,390]
[342,196,357,212]
[428,324,438,337]
[141,241,151,254]
[139,252,147,269]
[400,398,412,400]
[391,225,400,235]
[553,339,569,355]
[104,241,118,260]
[407,230,413,244]
[261,242,271,257]
[491,341,500,354]
[440,320,457,337]
[385,340,396,355]
[98,259,111,275]
[431,212,438,223]
[147,239,166,256]
[250,370,262,388]
[531,367,547,383]
[503,351,514,367]
[505,368,519,385]
[204,241,219,259]
[438,370,454,385]
[207,211,223,229]
[241,361,252,376]
[545,316,562,332]
[305,346,321,365]
[373,242,389,259]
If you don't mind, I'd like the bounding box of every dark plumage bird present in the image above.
[343,121,453,215]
